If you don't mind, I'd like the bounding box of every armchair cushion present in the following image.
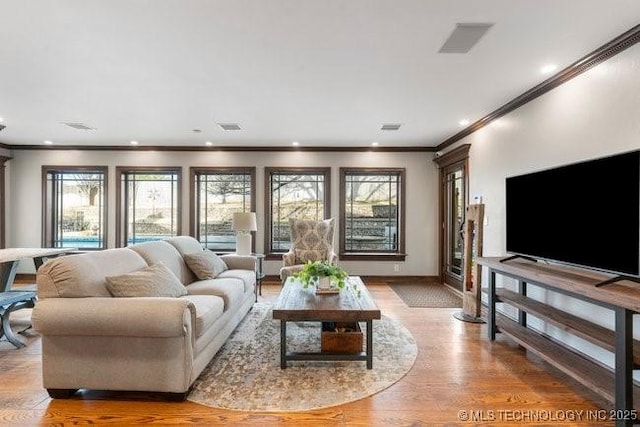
[105,263,187,298]
[183,251,229,280]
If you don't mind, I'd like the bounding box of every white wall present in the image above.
[447,43,640,372]
[6,149,438,276]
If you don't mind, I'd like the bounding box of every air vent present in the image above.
[62,122,96,131]
[218,123,242,131]
[439,23,494,54]
[381,123,402,131]
[0,124,5,132]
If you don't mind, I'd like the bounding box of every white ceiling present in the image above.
[1,1,639,148]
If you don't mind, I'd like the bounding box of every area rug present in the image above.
[390,282,462,308]
[187,303,417,412]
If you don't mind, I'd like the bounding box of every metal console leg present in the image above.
[488,270,497,340]
[366,320,373,369]
[614,308,633,427]
[280,320,287,369]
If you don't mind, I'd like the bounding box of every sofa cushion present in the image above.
[182,295,225,338]
[186,277,244,310]
[166,236,206,256]
[183,251,228,280]
[216,269,256,293]
[36,248,148,298]
[105,263,188,298]
[130,240,196,285]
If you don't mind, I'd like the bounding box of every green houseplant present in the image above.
[293,260,348,291]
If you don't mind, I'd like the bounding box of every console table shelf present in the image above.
[479,257,640,427]
[496,312,630,403]
[495,288,640,367]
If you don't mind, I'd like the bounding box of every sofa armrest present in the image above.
[32,297,196,343]
[220,254,256,271]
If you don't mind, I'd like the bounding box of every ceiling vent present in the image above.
[0,124,5,132]
[381,123,402,131]
[62,122,96,131]
[439,23,494,53]
[218,123,242,131]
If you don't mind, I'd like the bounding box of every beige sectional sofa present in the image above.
[31,236,256,399]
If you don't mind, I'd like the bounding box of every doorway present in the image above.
[434,145,470,291]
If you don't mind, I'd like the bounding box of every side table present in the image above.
[252,253,265,302]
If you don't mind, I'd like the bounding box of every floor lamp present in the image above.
[232,212,257,256]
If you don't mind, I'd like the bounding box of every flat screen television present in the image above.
[505,149,640,277]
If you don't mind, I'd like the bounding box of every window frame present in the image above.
[189,167,256,252]
[115,166,182,247]
[264,167,331,259]
[0,156,11,248]
[339,167,406,261]
[41,165,109,250]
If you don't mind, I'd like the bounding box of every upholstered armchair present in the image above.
[279,218,338,282]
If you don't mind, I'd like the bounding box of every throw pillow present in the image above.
[183,250,229,280]
[105,262,187,298]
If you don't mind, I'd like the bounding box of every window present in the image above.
[116,167,181,247]
[265,168,330,257]
[190,167,256,251]
[340,168,406,260]
[42,166,108,249]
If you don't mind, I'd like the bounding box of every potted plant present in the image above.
[293,260,349,292]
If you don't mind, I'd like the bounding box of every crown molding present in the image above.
[436,24,640,152]
[6,144,436,153]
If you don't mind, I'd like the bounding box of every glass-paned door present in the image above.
[442,163,467,290]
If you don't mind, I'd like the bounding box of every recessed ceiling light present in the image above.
[540,64,558,74]
[371,141,379,146]
[459,119,470,126]
[292,141,300,146]
[381,123,402,131]
[205,141,213,146]
[218,123,242,131]
[130,140,139,145]
[43,140,53,145]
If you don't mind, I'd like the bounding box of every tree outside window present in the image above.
[265,168,330,256]
[340,168,406,260]
[42,166,107,249]
[191,168,256,251]
[116,167,181,246]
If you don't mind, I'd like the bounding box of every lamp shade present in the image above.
[232,212,257,232]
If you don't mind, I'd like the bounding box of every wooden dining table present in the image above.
[0,247,76,348]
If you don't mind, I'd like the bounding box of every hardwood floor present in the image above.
[0,279,615,426]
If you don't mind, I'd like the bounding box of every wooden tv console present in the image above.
[478,257,640,427]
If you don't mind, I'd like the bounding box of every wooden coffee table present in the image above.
[272,276,381,369]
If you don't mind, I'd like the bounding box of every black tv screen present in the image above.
[506,150,640,277]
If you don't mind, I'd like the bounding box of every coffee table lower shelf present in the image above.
[279,319,374,369]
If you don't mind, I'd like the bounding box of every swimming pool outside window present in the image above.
[116,167,181,247]
[42,166,108,249]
